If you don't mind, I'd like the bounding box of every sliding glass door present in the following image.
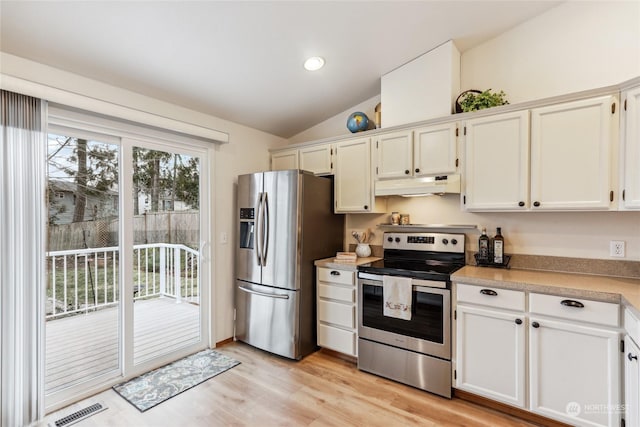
[45,126,210,410]
[45,131,122,405]
[129,141,204,366]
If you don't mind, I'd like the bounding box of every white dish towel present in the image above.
[383,275,413,321]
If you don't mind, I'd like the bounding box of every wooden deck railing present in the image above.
[46,243,199,319]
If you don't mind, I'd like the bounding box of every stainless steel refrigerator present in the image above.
[235,170,344,360]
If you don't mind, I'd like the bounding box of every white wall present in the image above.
[461,1,640,102]
[0,52,287,343]
[288,1,640,263]
[288,94,381,144]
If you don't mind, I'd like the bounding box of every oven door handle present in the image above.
[414,286,449,295]
[358,275,448,290]
[360,282,450,298]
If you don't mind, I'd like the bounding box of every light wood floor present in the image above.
[46,298,200,394]
[40,341,541,427]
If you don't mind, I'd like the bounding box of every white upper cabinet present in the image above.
[463,111,530,210]
[271,148,298,171]
[621,86,640,209]
[464,95,618,211]
[375,130,413,179]
[375,123,458,181]
[299,143,333,176]
[334,137,379,213]
[530,95,618,210]
[414,122,458,176]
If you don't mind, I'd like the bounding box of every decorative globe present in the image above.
[346,112,369,133]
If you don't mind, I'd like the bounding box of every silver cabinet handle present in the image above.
[238,286,289,299]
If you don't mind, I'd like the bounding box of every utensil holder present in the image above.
[355,243,372,258]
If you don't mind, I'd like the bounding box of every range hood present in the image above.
[375,175,461,197]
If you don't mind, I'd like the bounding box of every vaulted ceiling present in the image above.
[0,1,561,138]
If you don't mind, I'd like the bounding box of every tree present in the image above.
[48,135,119,223]
[72,138,88,222]
[175,156,200,209]
[132,148,200,212]
[132,147,172,213]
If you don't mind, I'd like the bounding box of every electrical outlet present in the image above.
[610,240,625,258]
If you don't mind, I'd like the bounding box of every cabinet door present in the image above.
[529,316,620,427]
[622,87,640,209]
[271,149,299,171]
[299,144,333,175]
[625,335,640,427]
[456,304,526,408]
[334,137,374,212]
[414,122,457,176]
[375,130,413,179]
[463,111,530,211]
[530,96,617,210]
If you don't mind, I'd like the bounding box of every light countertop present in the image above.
[315,256,381,272]
[452,266,640,316]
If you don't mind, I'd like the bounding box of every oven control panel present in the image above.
[383,232,465,253]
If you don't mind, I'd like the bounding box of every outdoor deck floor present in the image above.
[45,297,200,394]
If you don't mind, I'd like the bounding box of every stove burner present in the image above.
[357,232,466,283]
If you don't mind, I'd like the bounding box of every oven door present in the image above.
[358,274,451,360]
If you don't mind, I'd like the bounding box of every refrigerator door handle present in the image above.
[238,285,290,300]
[256,192,264,266]
[262,192,269,267]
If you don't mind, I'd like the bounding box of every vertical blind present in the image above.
[0,90,46,426]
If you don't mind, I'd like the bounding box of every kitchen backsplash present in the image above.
[344,194,640,264]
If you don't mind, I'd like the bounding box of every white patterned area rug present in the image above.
[113,349,240,412]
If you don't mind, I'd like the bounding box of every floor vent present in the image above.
[51,403,106,427]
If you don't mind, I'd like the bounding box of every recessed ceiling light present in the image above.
[304,56,325,71]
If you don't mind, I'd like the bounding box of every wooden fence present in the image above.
[47,211,200,251]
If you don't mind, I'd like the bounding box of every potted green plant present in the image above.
[455,89,509,113]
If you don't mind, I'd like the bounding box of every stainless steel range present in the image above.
[357,232,465,398]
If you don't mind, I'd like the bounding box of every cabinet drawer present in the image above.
[318,300,355,329]
[318,267,355,286]
[318,324,356,355]
[456,283,525,312]
[318,283,355,303]
[625,307,640,344]
[530,293,619,327]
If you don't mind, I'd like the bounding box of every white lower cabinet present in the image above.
[624,335,639,427]
[455,285,622,427]
[624,308,640,427]
[316,266,357,356]
[456,304,526,408]
[529,316,620,427]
